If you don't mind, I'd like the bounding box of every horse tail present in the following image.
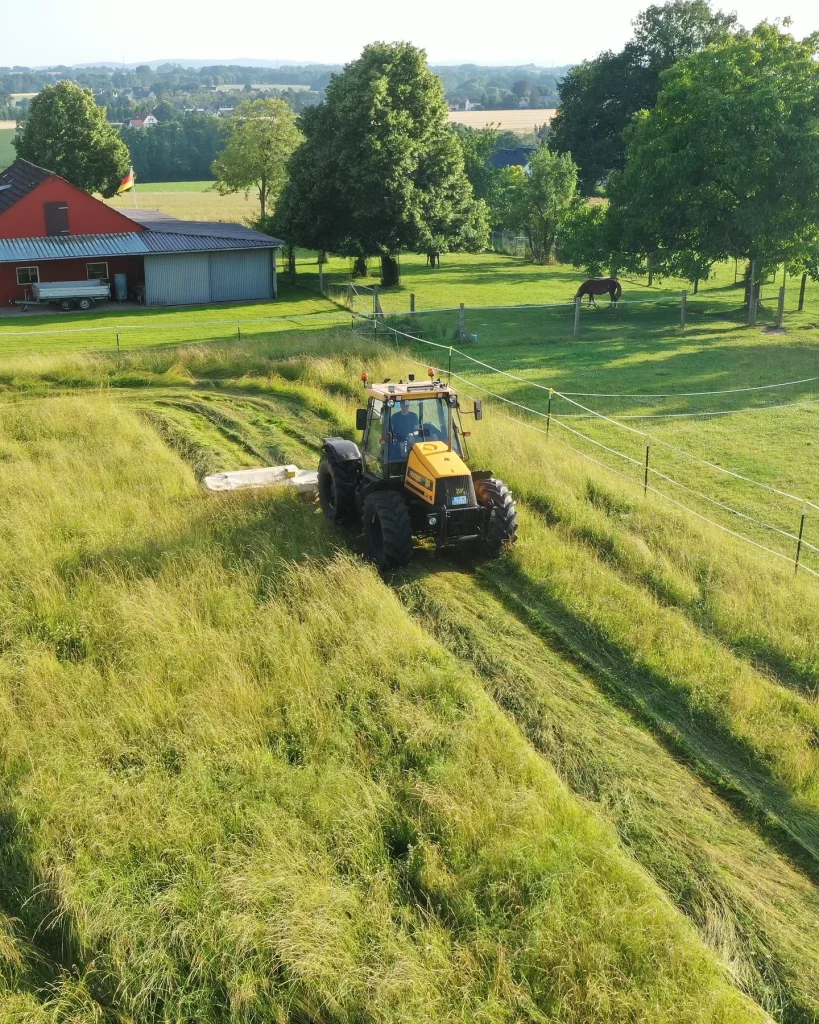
[613,281,622,301]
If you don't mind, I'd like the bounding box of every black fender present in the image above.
[322,437,362,463]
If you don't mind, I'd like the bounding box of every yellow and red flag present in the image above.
[117,167,135,194]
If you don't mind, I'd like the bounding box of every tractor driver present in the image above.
[390,400,420,442]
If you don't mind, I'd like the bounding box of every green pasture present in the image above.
[0,127,16,170]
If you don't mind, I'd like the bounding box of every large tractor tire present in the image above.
[318,457,358,525]
[475,477,518,557]
[362,491,414,570]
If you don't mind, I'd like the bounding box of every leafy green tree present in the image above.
[609,24,819,282]
[275,42,486,282]
[212,97,301,218]
[550,0,737,193]
[556,201,612,276]
[13,80,130,196]
[502,147,579,263]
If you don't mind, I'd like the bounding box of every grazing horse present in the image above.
[575,277,622,306]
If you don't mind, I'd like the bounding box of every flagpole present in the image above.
[133,168,137,210]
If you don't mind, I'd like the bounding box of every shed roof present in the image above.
[0,230,282,263]
[0,160,53,215]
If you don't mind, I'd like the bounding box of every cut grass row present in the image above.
[401,571,819,1021]
[0,396,761,1022]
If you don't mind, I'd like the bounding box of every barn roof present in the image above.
[0,160,53,215]
[0,229,283,263]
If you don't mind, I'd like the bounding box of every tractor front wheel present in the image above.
[318,458,357,525]
[362,491,413,570]
[475,477,518,557]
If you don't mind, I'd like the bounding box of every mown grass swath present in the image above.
[0,397,764,1021]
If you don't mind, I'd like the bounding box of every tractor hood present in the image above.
[409,441,470,479]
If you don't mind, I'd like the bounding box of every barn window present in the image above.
[16,266,39,285]
[44,201,70,236]
[87,262,109,280]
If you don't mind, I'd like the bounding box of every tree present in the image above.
[550,0,737,193]
[152,100,177,122]
[556,201,612,276]
[212,98,301,218]
[608,24,819,285]
[503,147,579,263]
[13,80,130,196]
[274,42,486,282]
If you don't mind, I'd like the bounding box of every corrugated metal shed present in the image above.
[0,231,281,263]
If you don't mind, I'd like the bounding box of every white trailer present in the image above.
[15,280,111,312]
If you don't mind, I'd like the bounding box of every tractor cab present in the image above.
[356,375,476,482]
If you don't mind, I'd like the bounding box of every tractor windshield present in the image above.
[387,396,462,461]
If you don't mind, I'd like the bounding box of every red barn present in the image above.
[0,160,283,309]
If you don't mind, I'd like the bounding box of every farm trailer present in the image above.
[12,279,110,312]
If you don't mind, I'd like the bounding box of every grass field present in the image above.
[0,127,17,171]
[3,254,819,1018]
[1,328,819,1019]
[105,184,256,222]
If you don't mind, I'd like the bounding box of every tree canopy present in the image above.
[274,42,487,275]
[608,23,819,278]
[549,0,737,193]
[212,98,301,218]
[14,80,130,196]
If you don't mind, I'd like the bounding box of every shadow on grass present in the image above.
[475,557,819,879]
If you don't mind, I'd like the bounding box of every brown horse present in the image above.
[575,277,622,306]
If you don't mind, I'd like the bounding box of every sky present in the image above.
[2,0,818,69]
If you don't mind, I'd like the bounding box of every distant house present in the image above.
[0,159,284,308]
[128,114,158,129]
[489,147,537,170]
[448,98,481,112]
[216,106,236,117]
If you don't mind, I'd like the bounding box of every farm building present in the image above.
[0,159,283,308]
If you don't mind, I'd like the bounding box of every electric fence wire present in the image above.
[366,315,819,577]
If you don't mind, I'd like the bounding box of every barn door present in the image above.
[44,202,70,236]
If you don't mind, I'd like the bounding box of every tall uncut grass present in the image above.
[0,397,765,1021]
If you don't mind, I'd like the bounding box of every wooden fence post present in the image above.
[318,262,324,295]
[680,290,687,330]
[748,260,757,325]
[643,441,651,497]
[573,296,581,338]
[795,506,807,574]
[410,293,416,319]
[799,272,807,312]
[776,286,786,329]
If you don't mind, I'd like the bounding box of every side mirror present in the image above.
[356,408,368,432]
[474,400,483,421]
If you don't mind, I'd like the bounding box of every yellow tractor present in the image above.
[318,370,518,569]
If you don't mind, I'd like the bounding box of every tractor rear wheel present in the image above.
[475,477,518,557]
[317,458,357,525]
[362,491,413,570]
